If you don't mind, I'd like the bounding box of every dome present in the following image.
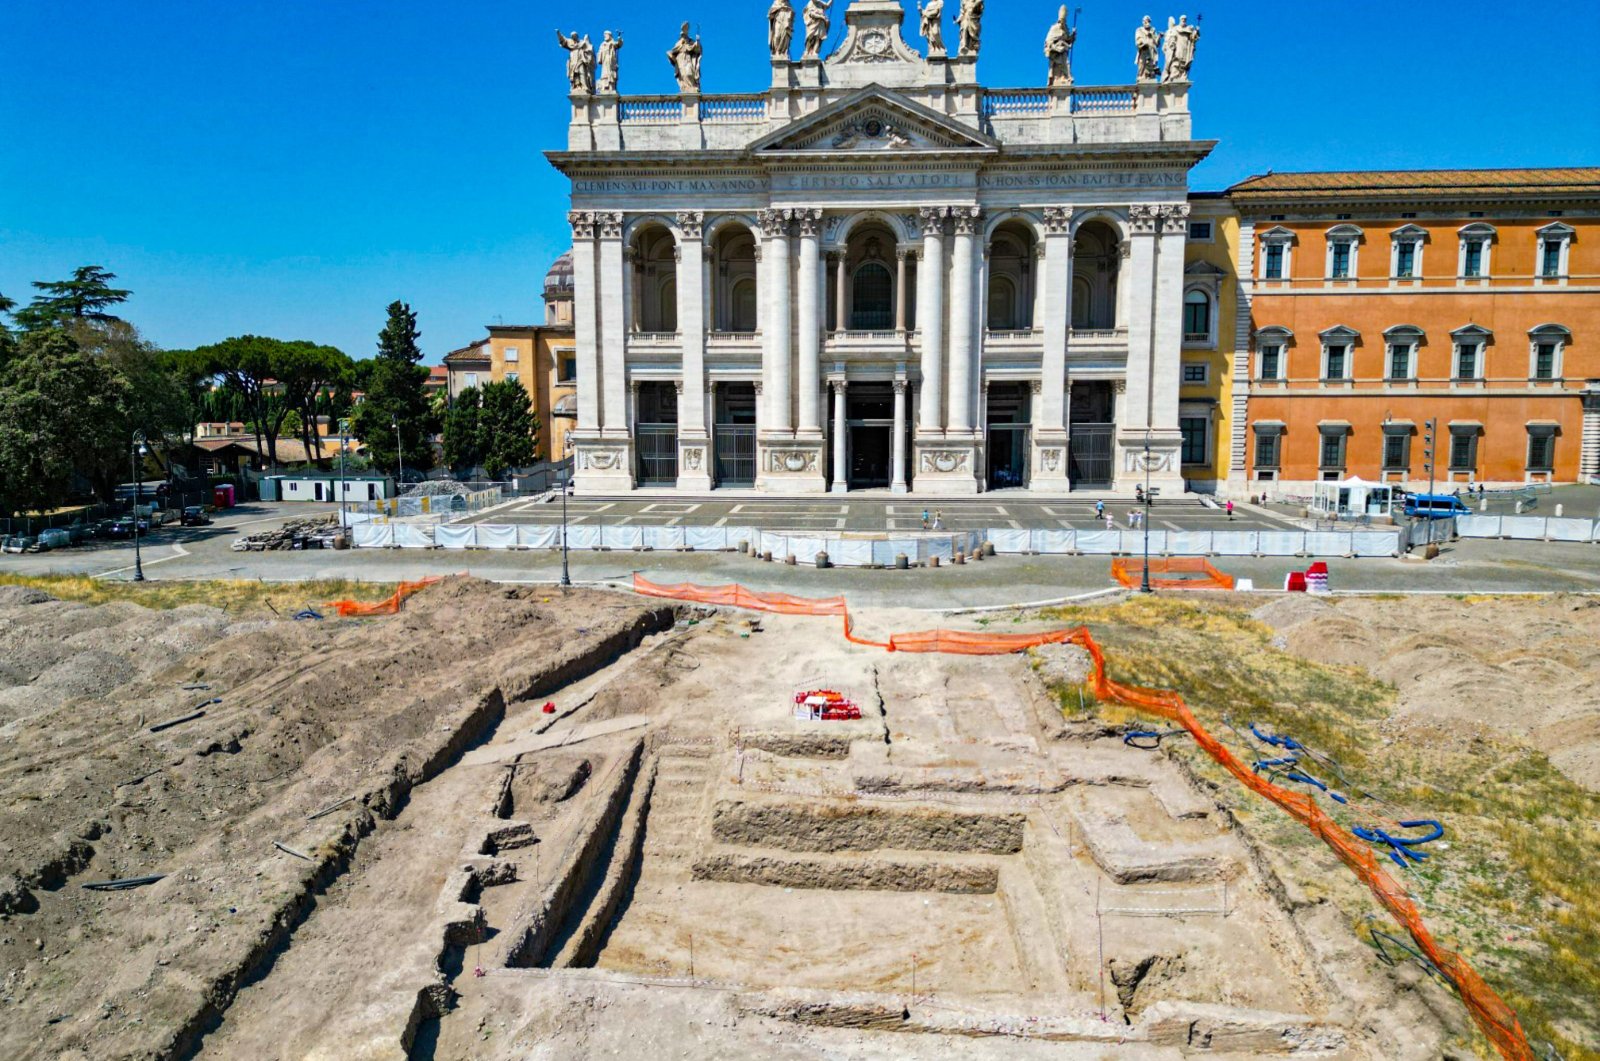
[543,250,574,296]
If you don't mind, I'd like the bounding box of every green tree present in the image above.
[441,386,482,475]
[0,292,16,375]
[351,301,435,477]
[12,266,131,332]
[193,336,342,470]
[477,379,539,480]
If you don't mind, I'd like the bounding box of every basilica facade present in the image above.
[548,0,1213,494]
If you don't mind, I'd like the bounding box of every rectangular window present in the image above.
[1264,244,1285,279]
[1182,363,1209,384]
[503,346,520,362]
[1320,432,1347,469]
[1449,432,1477,471]
[1259,345,1281,380]
[505,371,519,383]
[1534,342,1558,380]
[1188,221,1213,241]
[561,356,577,382]
[1325,345,1348,380]
[1254,432,1280,468]
[464,372,479,388]
[1454,343,1479,380]
[1387,344,1411,380]
[1395,242,1416,277]
[1383,433,1409,470]
[1527,433,1554,471]
[1463,240,1484,277]
[1330,242,1352,279]
[1542,240,1563,277]
[1180,417,1209,465]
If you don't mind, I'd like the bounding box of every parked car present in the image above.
[3,535,37,554]
[36,528,72,550]
[105,516,150,539]
[1403,493,1471,519]
[179,506,212,526]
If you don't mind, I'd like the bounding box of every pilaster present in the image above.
[675,210,713,491]
[1116,205,1184,492]
[915,208,947,436]
[795,209,824,438]
[1032,206,1074,493]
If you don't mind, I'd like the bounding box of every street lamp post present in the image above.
[392,416,404,489]
[559,466,572,587]
[1140,431,1153,594]
[131,430,147,583]
[338,417,350,533]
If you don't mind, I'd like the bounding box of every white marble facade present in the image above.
[550,0,1211,494]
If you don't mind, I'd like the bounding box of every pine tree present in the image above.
[478,380,539,481]
[352,301,435,477]
[13,266,131,331]
[441,386,483,475]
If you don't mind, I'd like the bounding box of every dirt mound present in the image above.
[1250,595,1334,632]
[0,585,53,606]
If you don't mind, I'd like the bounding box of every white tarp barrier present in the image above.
[566,525,601,550]
[788,537,825,564]
[602,526,643,549]
[1455,515,1500,538]
[726,528,760,551]
[1352,531,1400,557]
[477,524,518,550]
[1500,516,1547,539]
[1075,530,1120,554]
[1547,518,1595,543]
[685,526,727,551]
[833,539,874,567]
[1166,531,1212,556]
[650,526,688,550]
[758,532,786,558]
[871,540,899,566]
[988,528,1031,553]
[1304,531,1351,556]
[1031,529,1076,554]
[1120,530,1166,555]
[518,525,560,549]
[433,524,474,549]
[1257,531,1304,556]
[342,511,372,525]
[919,537,956,562]
[393,524,434,548]
[1212,531,1260,556]
[352,523,393,548]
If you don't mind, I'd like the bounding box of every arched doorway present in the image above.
[828,221,905,332]
[629,223,678,333]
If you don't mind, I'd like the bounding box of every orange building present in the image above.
[1226,169,1600,491]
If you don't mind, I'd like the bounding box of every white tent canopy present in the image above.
[1312,475,1395,518]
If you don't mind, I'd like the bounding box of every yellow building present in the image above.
[443,252,577,461]
[1179,193,1241,492]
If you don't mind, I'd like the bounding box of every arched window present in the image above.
[851,263,893,329]
[658,278,678,333]
[730,278,757,333]
[988,276,1017,330]
[1183,290,1211,340]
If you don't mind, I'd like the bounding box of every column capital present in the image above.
[896,247,915,262]
[1042,205,1074,234]
[673,379,684,395]
[629,378,642,394]
[675,210,705,240]
[950,206,984,235]
[1159,202,1192,235]
[597,211,625,240]
[1029,379,1043,395]
[758,208,792,237]
[917,206,948,236]
[568,210,597,240]
[1128,204,1161,235]
[1113,378,1127,394]
[795,208,824,237]
[833,377,848,392]
[752,380,763,396]
[893,379,908,395]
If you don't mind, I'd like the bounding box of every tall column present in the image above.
[947,206,981,434]
[916,208,946,433]
[895,249,909,332]
[831,380,848,493]
[891,378,908,493]
[1122,205,1159,437]
[1037,207,1074,433]
[676,211,712,490]
[1149,204,1190,441]
[759,209,792,434]
[833,252,847,331]
[796,209,824,436]
[569,212,601,433]
[597,212,628,439]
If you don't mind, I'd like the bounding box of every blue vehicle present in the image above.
[1403,493,1470,519]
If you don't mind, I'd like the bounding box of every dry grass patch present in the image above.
[0,573,396,618]
[1039,594,1600,1061]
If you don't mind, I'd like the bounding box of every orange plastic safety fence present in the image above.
[326,577,442,617]
[1111,557,1237,591]
[627,572,1534,1060]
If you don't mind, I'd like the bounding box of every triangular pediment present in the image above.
[748,87,998,155]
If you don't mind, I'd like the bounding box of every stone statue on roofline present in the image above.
[556,29,595,94]
[768,0,795,58]
[801,0,833,61]
[597,30,623,93]
[667,22,702,92]
[918,0,946,58]
[1163,14,1199,82]
[1045,6,1076,86]
[1134,15,1161,82]
[956,0,983,57]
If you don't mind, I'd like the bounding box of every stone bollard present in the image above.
[954,551,965,565]
[930,555,940,568]
[816,551,829,569]
[895,553,909,570]
[973,548,984,562]
[761,550,772,562]
[785,554,796,566]
[737,540,748,554]
[982,541,995,557]
[1556,504,1564,518]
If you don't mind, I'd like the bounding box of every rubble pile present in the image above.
[232,514,339,551]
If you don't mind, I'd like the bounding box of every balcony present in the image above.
[625,331,683,358]
[1066,326,1129,357]
[824,329,917,358]
[983,328,1043,355]
[707,330,762,359]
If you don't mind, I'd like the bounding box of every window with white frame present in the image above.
[1383,325,1422,381]
[1319,326,1358,381]
[1325,224,1362,280]
[464,372,479,389]
[1457,223,1495,278]
[1180,416,1210,465]
[1527,324,1568,380]
[1318,426,1349,469]
[1451,325,1490,380]
[1448,425,1479,471]
[1187,220,1213,242]
[1381,426,1411,471]
[1535,221,1574,280]
[1182,361,1209,384]
[1183,289,1211,341]
[1255,327,1291,380]
[503,346,520,362]
[1252,425,1283,470]
[1258,227,1295,281]
[1526,424,1556,472]
[1389,224,1427,279]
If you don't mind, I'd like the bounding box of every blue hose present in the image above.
[1354,820,1445,868]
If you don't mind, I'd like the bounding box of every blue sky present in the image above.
[2,0,1593,363]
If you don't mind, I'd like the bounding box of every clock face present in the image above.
[861,29,889,55]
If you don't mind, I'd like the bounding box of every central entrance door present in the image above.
[713,382,756,488]
[1067,380,1115,487]
[985,382,1030,489]
[634,381,678,486]
[846,382,893,489]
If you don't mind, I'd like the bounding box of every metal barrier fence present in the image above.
[1455,514,1600,543]
[352,524,1404,561]
[345,487,505,525]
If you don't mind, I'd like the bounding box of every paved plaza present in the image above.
[465,495,1300,533]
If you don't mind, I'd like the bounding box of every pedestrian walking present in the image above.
[1095,499,1105,520]
[1226,499,1235,520]
[932,510,944,530]
[1104,513,1115,532]
[921,508,930,530]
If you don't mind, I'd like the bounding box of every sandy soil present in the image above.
[1253,593,1600,791]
